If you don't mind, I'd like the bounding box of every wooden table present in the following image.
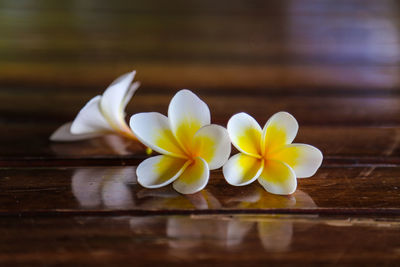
[1,1,399,266]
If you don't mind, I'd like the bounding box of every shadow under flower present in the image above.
[51,134,145,157]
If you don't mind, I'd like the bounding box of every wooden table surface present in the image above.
[1,0,400,266]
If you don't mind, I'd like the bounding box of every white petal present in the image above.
[258,160,297,195]
[222,153,264,186]
[122,81,140,110]
[262,111,298,154]
[192,125,231,170]
[173,157,209,194]
[168,89,211,152]
[270,144,323,178]
[137,155,189,188]
[70,95,113,135]
[227,112,262,157]
[50,122,103,141]
[130,112,186,157]
[100,71,136,129]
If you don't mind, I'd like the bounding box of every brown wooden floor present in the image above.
[1,0,400,266]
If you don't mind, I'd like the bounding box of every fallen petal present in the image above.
[50,122,103,141]
[100,71,136,130]
[71,95,113,135]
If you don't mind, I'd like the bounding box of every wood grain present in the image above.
[0,215,399,266]
[1,90,400,126]
[1,0,400,265]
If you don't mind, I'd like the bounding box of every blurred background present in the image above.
[1,0,400,128]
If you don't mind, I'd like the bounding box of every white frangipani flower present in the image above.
[50,71,140,142]
[130,89,231,194]
[223,112,323,195]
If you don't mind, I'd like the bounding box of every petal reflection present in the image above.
[71,167,136,209]
[137,188,220,210]
[258,218,293,252]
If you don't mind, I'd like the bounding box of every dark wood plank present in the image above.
[0,215,399,266]
[2,64,399,93]
[0,166,399,214]
[1,91,400,126]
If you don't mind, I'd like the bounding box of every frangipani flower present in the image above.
[223,112,323,195]
[130,90,231,194]
[50,71,140,142]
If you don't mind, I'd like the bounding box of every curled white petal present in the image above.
[100,71,136,129]
[70,95,113,135]
[122,81,140,110]
[50,122,103,141]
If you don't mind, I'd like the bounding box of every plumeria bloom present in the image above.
[223,112,323,195]
[50,71,140,142]
[130,89,231,194]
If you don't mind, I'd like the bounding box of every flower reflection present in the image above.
[223,185,314,209]
[70,166,315,252]
[226,187,316,251]
[164,188,316,253]
[136,187,221,210]
[72,167,136,209]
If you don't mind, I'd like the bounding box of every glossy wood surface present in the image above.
[1,215,399,266]
[1,0,400,265]
[0,166,399,214]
